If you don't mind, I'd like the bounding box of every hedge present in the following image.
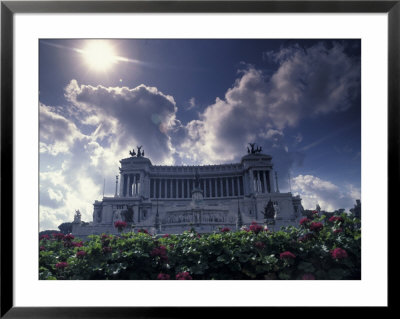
[39,213,361,280]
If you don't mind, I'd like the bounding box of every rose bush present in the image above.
[39,214,361,280]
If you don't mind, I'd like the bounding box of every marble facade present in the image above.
[72,148,304,237]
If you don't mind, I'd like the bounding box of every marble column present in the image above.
[133,174,136,196]
[164,179,167,198]
[262,171,267,193]
[214,179,218,197]
[159,179,162,198]
[181,179,184,198]
[231,177,235,197]
[226,178,229,197]
[209,179,212,198]
[186,179,189,198]
[175,179,178,198]
[237,177,240,197]
[119,174,124,197]
[127,174,131,197]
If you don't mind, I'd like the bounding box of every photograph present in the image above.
[39,38,361,280]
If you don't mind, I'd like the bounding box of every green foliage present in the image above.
[39,214,361,280]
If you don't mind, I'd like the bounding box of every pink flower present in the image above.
[329,216,344,223]
[312,210,319,215]
[40,234,49,240]
[39,246,45,251]
[302,273,316,280]
[254,241,266,249]
[263,225,269,232]
[309,222,323,232]
[330,247,348,259]
[176,272,193,280]
[157,273,171,280]
[220,227,230,233]
[279,251,296,260]
[299,217,311,226]
[55,262,68,269]
[76,250,87,259]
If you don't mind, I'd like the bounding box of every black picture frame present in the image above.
[1,1,395,317]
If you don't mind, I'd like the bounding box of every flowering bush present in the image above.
[76,250,87,259]
[309,222,323,232]
[138,229,149,235]
[176,272,193,280]
[329,216,344,223]
[299,217,311,226]
[249,221,263,234]
[39,212,360,280]
[330,247,348,259]
[52,233,64,241]
[157,273,171,280]
[220,227,231,233]
[55,262,68,269]
[280,251,296,260]
[114,221,127,232]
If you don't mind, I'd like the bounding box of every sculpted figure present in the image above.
[129,149,136,157]
[137,145,142,157]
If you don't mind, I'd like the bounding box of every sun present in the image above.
[81,40,117,72]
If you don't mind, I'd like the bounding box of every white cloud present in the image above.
[292,174,360,211]
[172,41,359,184]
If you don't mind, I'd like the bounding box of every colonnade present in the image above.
[250,170,274,194]
[120,173,142,197]
[149,176,244,199]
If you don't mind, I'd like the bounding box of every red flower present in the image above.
[329,216,344,223]
[138,229,149,235]
[249,222,263,234]
[302,273,316,280]
[64,234,75,241]
[40,234,49,240]
[279,251,296,259]
[55,262,68,269]
[333,228,343,234]
[330,247,348,259]
[114,220,127,230]
[162,234,170,238]
[52,233,64,241]
[39,246,45,251]
[220,227,230,233]
[254,241,266,249]
[76,250,87,259]
[72,241,84,247]
[151,245,168,262]
[309,222,323,232]
[176,272,193,280]
[299,217,311,226]
[312,210,319,215]
[157,273,171,280]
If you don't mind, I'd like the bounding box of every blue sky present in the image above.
[39,39,361,230]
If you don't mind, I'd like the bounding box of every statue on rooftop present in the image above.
[129,148,136,157]
[137,145,142,157]
[248,143,263,154]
